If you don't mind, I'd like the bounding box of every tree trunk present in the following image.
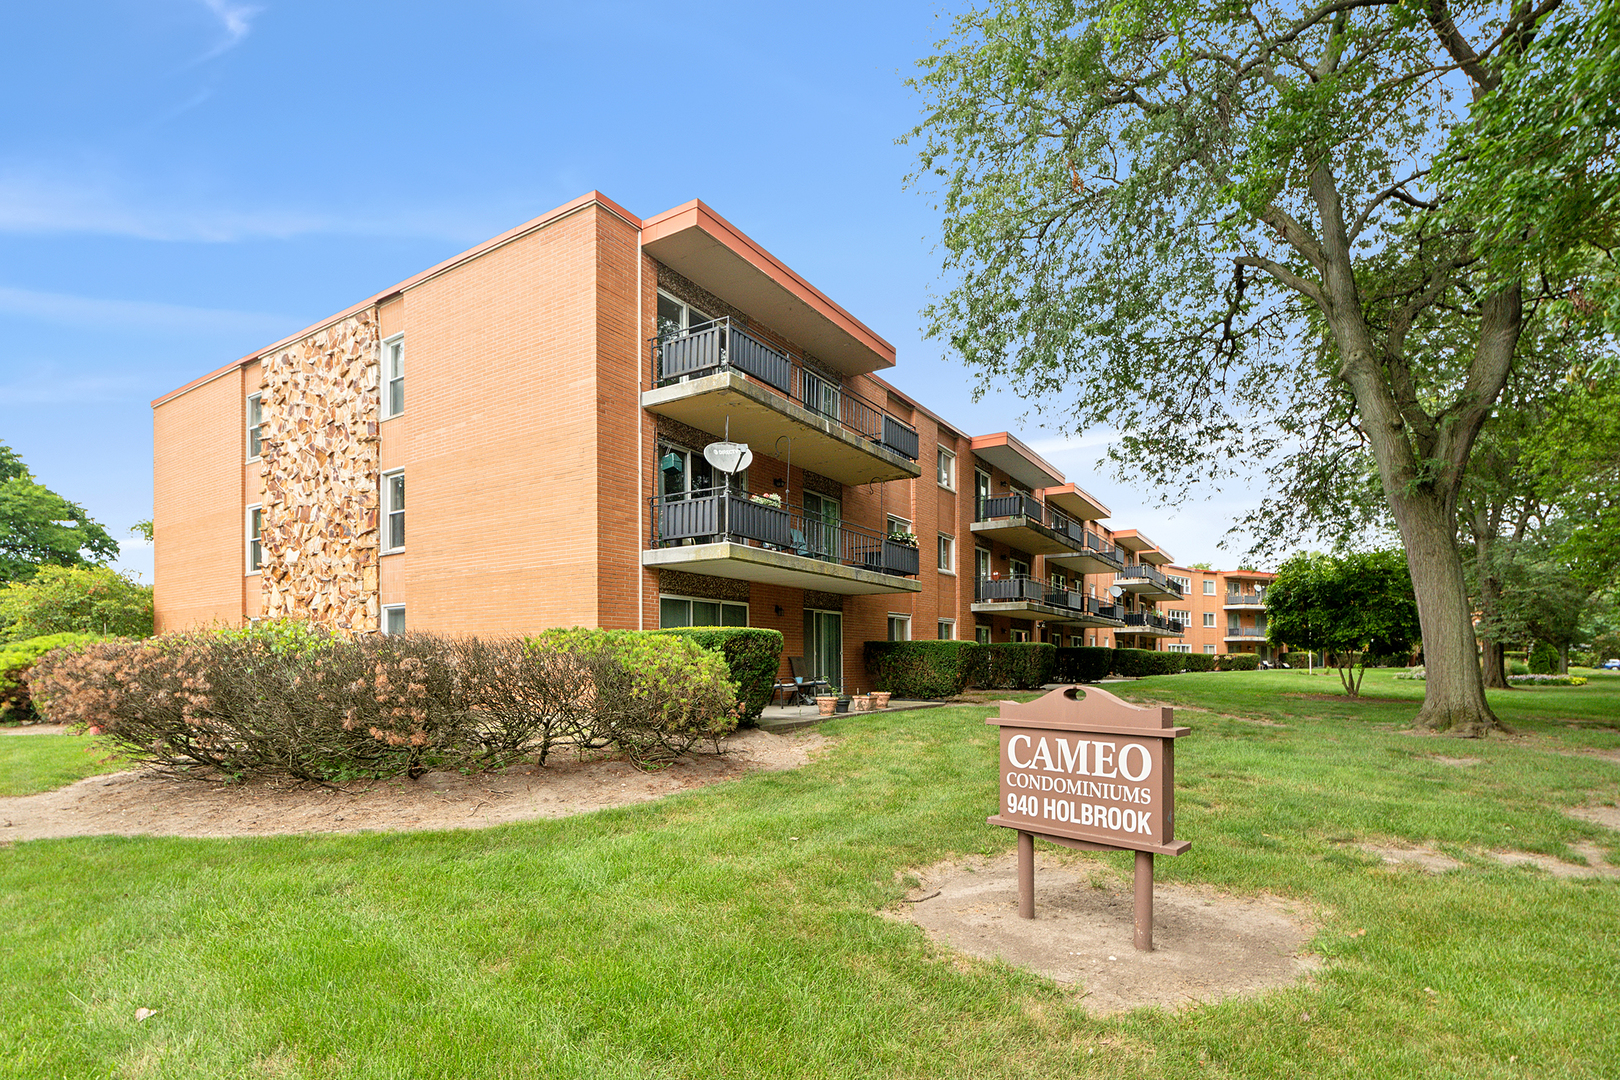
[1557,643,1569,675]
[1392,493,1504,735]
[1481,637,1508,688]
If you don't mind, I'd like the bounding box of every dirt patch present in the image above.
[891,852,1318,1015]
[1358,843,1465,874]
[1492,844,1620,879]
[1568,805,1620,831]
[1430,755,1482,767]
[0,724,67,736]
[0,727,828,842]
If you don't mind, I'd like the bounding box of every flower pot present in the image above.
[850,694,871,712]
[815,696,836,717]
[871,691,891,709]
[835,697,851,713]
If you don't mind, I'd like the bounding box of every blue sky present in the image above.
[0,0,1264,583]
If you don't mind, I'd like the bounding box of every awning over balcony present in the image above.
[643,543,922,596]
[970,432,1064,491]
[1041,482,1111,523]
[1115,565,1184,601]
[641,201,896,377]
[969,492,1080,556]
[971,577,1125,627]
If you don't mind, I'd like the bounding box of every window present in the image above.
[1050,571,1066,590]
[657,290,715,337]
[975,547,991,582]
[937,533,955,573]
[1168,609,1191,626]
[802,491,841,561]
[659,442,716,500]
[1204,612,1217,628]
[660,595,748,627]
[1010,628,1031,643]
[382,605,406,635]
[1070,635,1085,647]
[1203,579,1216,595]
[383,334,404,418]
[246,504,263,573]
[1204,644,1217,654]
[1010,556,1030,579]
[1169,574,1190,592]
[975,624,991,644]
[246,393,263,461]
[887,514,912,539]
[937,447,956,490]
[382,470,405,553]
[938,619,955,640]
[888,614,911,641]
[804,609,842,688]
[974,469,991,516]
[1169,643,1191,653]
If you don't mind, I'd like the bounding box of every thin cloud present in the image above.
[0,285,288,336]
[197,0,262,61]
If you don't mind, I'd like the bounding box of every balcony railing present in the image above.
[1124,612,1186,634]
[1225,626,1267,637]
[1116,563,1184,596]
[649,488,919,577]
[974,576,1124,622]
[1224,592,1266,606]
[651,319,919,461]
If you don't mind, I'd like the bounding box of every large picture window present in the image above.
[382,470,405,553]
[660,595,748,628]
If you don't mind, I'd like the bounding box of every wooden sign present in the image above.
[986,685,1191,950]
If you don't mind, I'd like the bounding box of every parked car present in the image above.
[1604,658,1620,670]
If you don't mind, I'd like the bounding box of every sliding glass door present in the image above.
[803,609,842,690]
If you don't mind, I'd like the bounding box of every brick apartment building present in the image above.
[1152,566,1281,662]
[152,191,1214,693]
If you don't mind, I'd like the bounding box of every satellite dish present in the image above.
[703,441,752,474]
[1255,584,1266,594]
[1108,585,1124,598]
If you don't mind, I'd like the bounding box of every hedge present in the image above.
[1182,653,1217,672]
[1218,653,1261,671]
[980,643,1057,690]
[0,632,104,723]
[1054,647,1113,683]
[1112,648,1186,678]
[863,640,983,698]
[652,627,783,723]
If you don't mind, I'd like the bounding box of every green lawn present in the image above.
[1,673,1617,1078]
[0,731,127,796]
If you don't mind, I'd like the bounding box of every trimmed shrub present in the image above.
[980,643,1057,689]
[1529,641,1558,675]
[1218,653,1261,671]
[30,626,738,781]
[1112,648,1186,677]
[1182,653,1217,673]
[863,640,984,699]
[652,627,783,723]
[0,632,104,723]
[1054,647,1113,683]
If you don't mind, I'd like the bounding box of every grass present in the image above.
[0,730,126,796]
[1,673,1617,1078]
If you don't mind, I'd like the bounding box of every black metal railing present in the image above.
[649,488,919,577]
[973,576,1125,623]
[1116,563,1183,596]
[1224,592,1266,606]
[650,319,919,461]
[1124,612,1185,633]
[1225,626,1267,637]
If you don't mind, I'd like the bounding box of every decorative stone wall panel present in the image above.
[658,569,750,604]
[258,312,381,631]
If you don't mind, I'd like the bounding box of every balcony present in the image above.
[1122,612,1186,636]
[642,488,922,596]
[968,492,1083,555]
[1114,563,1184,601]
[1223,591,1266,608]
[971,576,1125,626]
[641,319,921,486]
[1224,626,1268,640]
[1046,526,1127,576]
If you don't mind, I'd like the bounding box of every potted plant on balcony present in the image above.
[749,491,783,508]
[886,530,919,547]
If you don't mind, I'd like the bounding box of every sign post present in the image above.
[986,685,1191,950]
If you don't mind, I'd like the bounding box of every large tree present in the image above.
[0,441,119,583]
[907,0,1616,735]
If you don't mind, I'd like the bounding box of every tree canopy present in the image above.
[906,0,1617,734]
[0,441,118,583]
[1265,550,1421,694]
[0,564,153,643]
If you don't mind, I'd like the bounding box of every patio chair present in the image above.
[787,656,830,703]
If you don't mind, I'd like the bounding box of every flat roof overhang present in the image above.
[968,516,1078,557]
[1047,549,1124,576]
[641,372,920,486]
[642,201,896,377]
[1041,483,1110,523]
[1116,578,1182,601]
[970,433,1065,491]
[642,543,922,596]
[970,600,1124,627]
[1138,548,1173,566]
[1112,529,1158,554]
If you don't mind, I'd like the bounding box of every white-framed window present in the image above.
[938,619,955,640]
[656,290,715,337]
[382,605,406,635]
[1070,635,1085,647]
[888,614,912,641]
[1203,612,1216,628]
[1050,571,1067,590]
[1169,643,1191,653]
[975,624,991,644]
[660,595,748,627]
[1204,644,1217,654]
[1169,574,1190,592]
[1168,609,1191,626]
[1010,628,1031,643]
[937,447,956,490]
[246,504,263,573]
[382,470,405,553]
[246,393,263,461]
[1010,556,1030,579]
[974,468,991,516]
[937,533,955,573]
[1203,579,1217,595]
[383,334,404,418]
[975,547,991,582]
[887,514,912,539]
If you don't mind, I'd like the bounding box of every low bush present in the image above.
[653,627,783,723]
[1507,659,1530,676]
[30,626,738,781]
[979,643,1057,689]
[0,565,152,643]
[1112,648,1186,677]
[0,632,104,723]
[1053,647,1113,683]
[1508,673,1587,686]
[1182,653,1217,672]
[863,641,983,699]
[1219,653,1261,671]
